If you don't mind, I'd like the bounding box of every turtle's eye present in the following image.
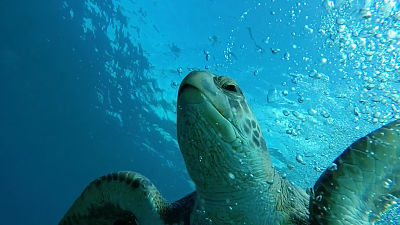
[222,83,238,93]
[214,76,243,95]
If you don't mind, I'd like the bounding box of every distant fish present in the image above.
[247,27,264,53]
[169,43,181,57]
[270,48,281,54]
[208,35,218,45]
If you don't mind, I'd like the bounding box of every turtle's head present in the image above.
[177,71,271,195]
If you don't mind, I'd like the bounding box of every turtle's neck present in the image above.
[179,132,310,224]
[192,168,310,225]
[192,168,290,225]
[187,138,283,224]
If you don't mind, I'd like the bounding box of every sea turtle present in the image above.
[59,71,400,225]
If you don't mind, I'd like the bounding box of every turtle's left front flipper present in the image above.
[58,171,180,225]
[309,120,400,225]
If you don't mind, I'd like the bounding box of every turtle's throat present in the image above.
[197,176,267,204]
[194,171,281,225]
[198,188,262,209]
[194,143,274,205]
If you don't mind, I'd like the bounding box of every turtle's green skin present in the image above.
[59,71,400,225]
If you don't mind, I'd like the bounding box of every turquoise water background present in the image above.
[1,0,400,224]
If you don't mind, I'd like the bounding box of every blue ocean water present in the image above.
[1,0,399,224]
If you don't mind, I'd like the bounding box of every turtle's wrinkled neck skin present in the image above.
[177,71,309,225]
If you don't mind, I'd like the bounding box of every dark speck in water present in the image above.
[170,43,181,57]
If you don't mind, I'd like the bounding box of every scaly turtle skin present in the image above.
[59,71,400,225]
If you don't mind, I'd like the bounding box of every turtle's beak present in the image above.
[178,71,217,102]
[177,71,236,142]
[178,71,219,105]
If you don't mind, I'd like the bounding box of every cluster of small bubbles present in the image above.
[320,0,400,125]
[304,24,314,34]
[224,42,235,61]
[204,217,213,224]
[285,121,303,137]
[286,129,297,136]
[289,73,303,84]
[314,166,323,172]
[336,93,347,99]
[283,52,290,60]
[308,70,325,80]
[298,95,305,103]
[374,199,400,224]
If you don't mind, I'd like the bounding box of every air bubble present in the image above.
[308,108,317,116]
[336,18,345,25]
[321,110,331,118]
[296,154,305,165]
[328,163,338,171]
[283,110,290,116]
[383,178,393,189]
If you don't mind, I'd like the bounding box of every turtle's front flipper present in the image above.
[310,120,400,225]
[59,171,169,225]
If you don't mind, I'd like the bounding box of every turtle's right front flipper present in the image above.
[310,120,400,225]
[59,171,168,225]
